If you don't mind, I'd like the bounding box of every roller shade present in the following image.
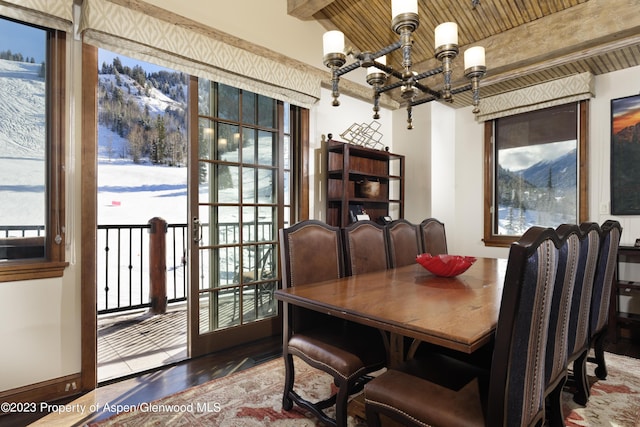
[78,0,320,108]
[476,72,594,122]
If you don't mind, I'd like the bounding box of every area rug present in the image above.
[90,352,640,426]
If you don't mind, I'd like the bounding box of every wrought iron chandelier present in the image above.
[322,0,487,129]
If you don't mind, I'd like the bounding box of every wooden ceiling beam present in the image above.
[413,0,640,96]
[287,0,337,20]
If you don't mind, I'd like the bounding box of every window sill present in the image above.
[483,236,517,248]
[0,261,69,283]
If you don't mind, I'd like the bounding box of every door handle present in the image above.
[193,217,201,243]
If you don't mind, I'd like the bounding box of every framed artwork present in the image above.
[611,94,640,215]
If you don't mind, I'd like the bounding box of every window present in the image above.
[483,101,588,247]
[0,17,66,280]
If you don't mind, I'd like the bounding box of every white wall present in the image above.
[310,88,393,221]
[392,103,432,222]
[589,66,640,243]
[0,39,84,392]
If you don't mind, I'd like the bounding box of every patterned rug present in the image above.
[90,352,640,426]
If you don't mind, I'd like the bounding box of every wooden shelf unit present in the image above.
[610,246,640,341]
[325,139,404,227]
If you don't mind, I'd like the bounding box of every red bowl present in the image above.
[416,254,477,277]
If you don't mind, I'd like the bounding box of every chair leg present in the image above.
[365,404,383,427]
[282,353,295,411]
[547,376,567,427]
[572,351,589,406]
[334,378,351,427]
[592,332,608,380]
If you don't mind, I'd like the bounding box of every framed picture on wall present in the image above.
[611,94,640,215]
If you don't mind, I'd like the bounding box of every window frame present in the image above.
[0,22,67,282]
[483,100,589,247]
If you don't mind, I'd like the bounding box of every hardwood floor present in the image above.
[2,327,639,427]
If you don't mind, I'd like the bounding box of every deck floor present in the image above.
[98,291,275,383]
[98,304,188,382]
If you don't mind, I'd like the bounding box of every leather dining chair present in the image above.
[342,220,389,276]
[419,218,448,255]
[564,222,601,406]
[573,219,622,404]
[544,224,581,427]
[364,226,561,427]
[385,219,422,268]
[279,220,387,427]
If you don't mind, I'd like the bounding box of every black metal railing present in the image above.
[0,225,45,237]
[97,223,189,314]
[3,222,275,314]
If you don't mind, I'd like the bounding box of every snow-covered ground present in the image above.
[97,124,187,225]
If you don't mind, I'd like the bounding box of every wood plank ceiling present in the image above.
[289,0,640,109]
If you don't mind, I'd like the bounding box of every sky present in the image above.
[0,18,46,63]
[498,140,575,172]
[98,49,173,74]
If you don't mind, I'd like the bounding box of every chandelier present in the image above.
[322,0,487,129]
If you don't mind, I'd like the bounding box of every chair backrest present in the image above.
[567,222,601,361]
[342,220,389,275]
[486,226,560,427]
[590,220,623,338]
[385,219,421,268]
[419,218,448,255]
[279,219,345,288]
[279,220,345,333]
[545,224,581,393]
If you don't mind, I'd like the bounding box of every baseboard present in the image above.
[0,373,83,404]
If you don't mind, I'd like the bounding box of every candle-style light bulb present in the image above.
[322,30,345,56]
[435,22,458,49]
[391,0,418,20]
[464,46,486,69]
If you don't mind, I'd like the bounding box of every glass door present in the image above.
[188,79,286,356]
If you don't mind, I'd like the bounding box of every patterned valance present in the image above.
[78,0,320,108]
[0,0,73,32]
[476,72,594,122]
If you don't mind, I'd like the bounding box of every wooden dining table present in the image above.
[275,257,508,366]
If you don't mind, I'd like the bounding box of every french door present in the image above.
[187,77,293,356]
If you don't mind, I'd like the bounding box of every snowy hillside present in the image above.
[97,71,188,224]
[0,59,45,157]
[98,72,185,118]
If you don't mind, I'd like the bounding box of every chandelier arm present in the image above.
[370,41,403,60]
[409,95,437,107]
[413,66,444,81]
[374,64,403,81]
[413,82,440,98]
[377,80,405,94]
[451,83,473,94]
[336,61,362,77]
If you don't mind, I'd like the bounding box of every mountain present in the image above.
[520,148,577,190]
